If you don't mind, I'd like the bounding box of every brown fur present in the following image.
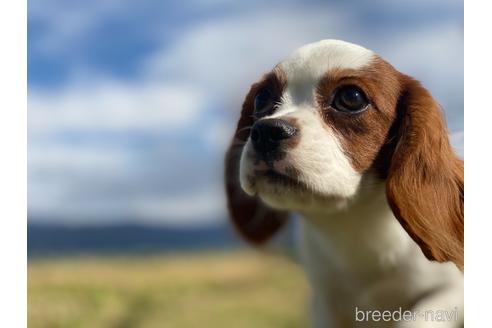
[386,75,464,270]
[224,69,288,244]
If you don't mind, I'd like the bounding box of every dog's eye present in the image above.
[253,89,274,118]
[332,86,369,113]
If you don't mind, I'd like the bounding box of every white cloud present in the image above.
[29,81,205,134]
[28,142,132,173]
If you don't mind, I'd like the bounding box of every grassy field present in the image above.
[28,251,310,328]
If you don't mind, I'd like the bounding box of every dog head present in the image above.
[225,40,463,269]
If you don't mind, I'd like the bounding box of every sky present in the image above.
[28,0,464,226]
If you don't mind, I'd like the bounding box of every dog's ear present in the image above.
[224,80,288,244]
[386,75,464,270]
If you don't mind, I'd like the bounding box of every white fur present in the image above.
[238,40,464,327]
[280,39,374,85]
[297,180,463,327]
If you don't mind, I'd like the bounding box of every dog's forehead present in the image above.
[278,39,375,84]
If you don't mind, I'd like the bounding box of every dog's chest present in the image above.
[295,208,440,326]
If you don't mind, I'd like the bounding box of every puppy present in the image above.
[225,40,463,327]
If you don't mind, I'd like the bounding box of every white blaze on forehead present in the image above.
[270,40,374,117]
[279,39,374,84]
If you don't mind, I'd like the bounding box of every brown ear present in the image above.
[386,75,464,270]
[224,81,288,244]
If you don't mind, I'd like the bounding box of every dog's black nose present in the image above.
[251,119,298,156]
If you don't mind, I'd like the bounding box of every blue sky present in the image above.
[28,0,463,226]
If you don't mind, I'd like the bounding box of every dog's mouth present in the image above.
[243,162,350,212]
[249,167,347,211]
[254,168,309,192]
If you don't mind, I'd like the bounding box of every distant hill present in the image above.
[28,221,242,257]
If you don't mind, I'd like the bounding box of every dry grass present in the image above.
[28,250,310,328]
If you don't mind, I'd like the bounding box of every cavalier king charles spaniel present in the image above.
[225,40,463,327]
